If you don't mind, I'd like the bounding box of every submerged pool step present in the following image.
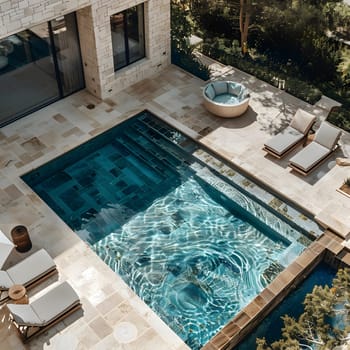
[133,118,197,161]
[117,128,184,172]
[111,137,171,183]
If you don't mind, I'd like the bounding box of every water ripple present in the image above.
[92,178,290,349]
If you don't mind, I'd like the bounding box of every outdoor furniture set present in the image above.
[263,108,342,175]
[0,229,82,343]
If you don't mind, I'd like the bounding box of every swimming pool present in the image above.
[22,110,318,349]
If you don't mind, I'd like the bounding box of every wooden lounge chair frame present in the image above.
[289,122,342,176]
[0,268,57,305]
[0,249,58,304]
[263,109,316,159]
[263,131,313,159]
[289,144,340,176]
[11,302,82,343]
[7,281,82,343]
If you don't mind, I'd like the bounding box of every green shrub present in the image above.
[327,106,350,132]
[202,42,322,105]
[171,48,211,81]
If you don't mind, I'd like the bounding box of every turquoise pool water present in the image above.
[22,110,315,349]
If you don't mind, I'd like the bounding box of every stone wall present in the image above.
[0,0,171,99]
[0,0,90,37]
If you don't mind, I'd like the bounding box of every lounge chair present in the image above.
[263,109,316,158]
[7,281,81,342]
[0,229,14,269]
[0,249,57,304]
[289,121,342,175]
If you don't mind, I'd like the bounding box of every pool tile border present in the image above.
[202,229,350,350]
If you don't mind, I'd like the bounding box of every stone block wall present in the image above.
[0,0,171,100]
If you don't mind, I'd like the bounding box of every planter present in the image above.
[10,225,32,253]
[337,183,350,198]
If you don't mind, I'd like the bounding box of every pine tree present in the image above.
[257,268,350,349]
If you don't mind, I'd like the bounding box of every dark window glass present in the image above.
[0,23,60,125]
[111,4,145,71]
[51,14,85,96]
[0,13,84,127]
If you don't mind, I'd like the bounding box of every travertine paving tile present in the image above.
[0,62,349,350]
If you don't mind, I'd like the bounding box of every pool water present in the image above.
[234,262,336,349]
[22,110,312,349]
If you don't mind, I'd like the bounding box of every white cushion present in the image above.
[7,304,42,326]
[212,81,228,95]
[228,83,242,97]
[0,270,14,289]
[264,126,303,156]
[314,122,341,150]
[31,282,80,325]
[290,109,316,134]
[7,249,55,286]
[289,142,330,171]
[205,84,216,100]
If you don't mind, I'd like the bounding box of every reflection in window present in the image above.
[0,13,84,126]
[110,4,145,71]
[51,14,85,96]
[0,23,59,126]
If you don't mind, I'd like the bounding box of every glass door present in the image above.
[0,23,60,125]
[50,13,85,96]
[0,13,85,127]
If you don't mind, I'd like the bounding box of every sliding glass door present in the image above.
[0,13,85,127]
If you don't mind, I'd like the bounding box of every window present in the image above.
[110,4,145,71]
[0,13,84,126]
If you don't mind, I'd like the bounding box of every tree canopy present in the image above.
[256,268,350,350]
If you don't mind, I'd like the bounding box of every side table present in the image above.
[10,225,32,253]
[8,284,29,304]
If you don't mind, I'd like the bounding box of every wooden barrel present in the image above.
[11,225,32,253]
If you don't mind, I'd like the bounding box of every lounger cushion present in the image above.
[205,84,216,100]
[289,142,330,172]
[31,281,80,326]
[0,270,14,289]
[314,122,341,150]
[6,249,55,287]
[290,109,316,134]
[7,304,42,326]
[264,126,303,156]
[7,282,80,327]
[212,81,228,95]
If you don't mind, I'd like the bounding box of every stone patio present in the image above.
[0,61,349,349]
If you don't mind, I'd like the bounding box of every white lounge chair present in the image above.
[289,121,342,175]
[0,249,57,304]
[7,281,81,342]
[0,230,14,269]
[263,109,316,158]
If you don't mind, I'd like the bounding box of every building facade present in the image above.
[0,0,171,126]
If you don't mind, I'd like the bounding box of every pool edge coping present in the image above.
[202,229,350,350]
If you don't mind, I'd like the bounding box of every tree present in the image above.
[338,48,350,89]
[239,0,252,54]
[257,268,350,350]
[170,0,210,80]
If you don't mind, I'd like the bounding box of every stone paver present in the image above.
[0,62,349,349]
